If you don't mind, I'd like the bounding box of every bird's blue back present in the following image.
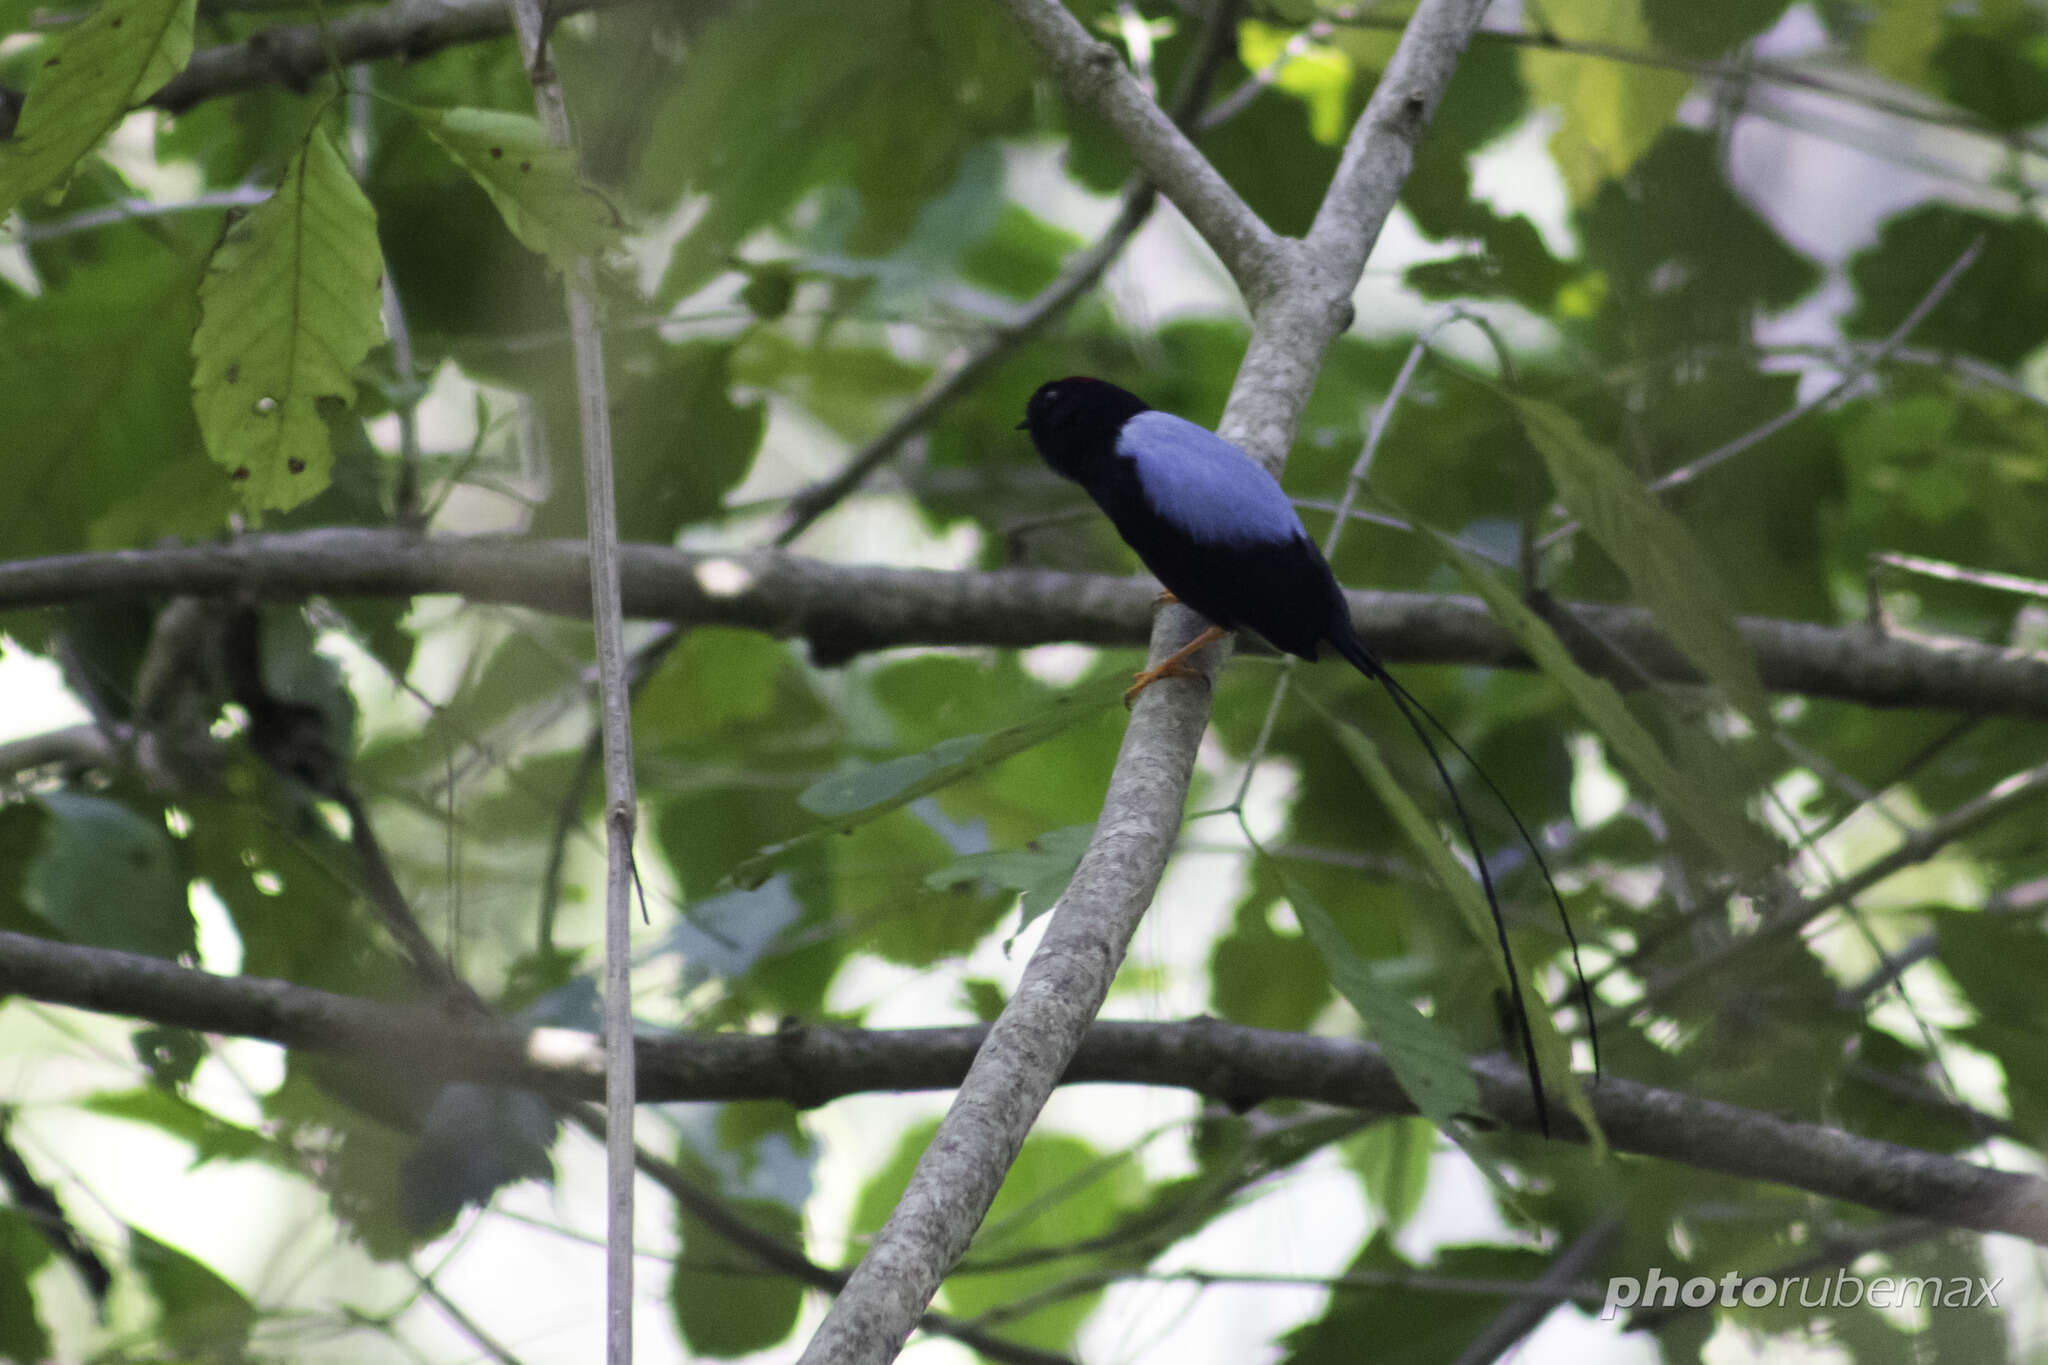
[1114,411,1310,549]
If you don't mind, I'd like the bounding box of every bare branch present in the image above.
[797,2,1501,1360]
[502,5,639,1355]
[1,531,2043,718]
[990,0,1285,300]
[148,0,637,113]
[2,930,2045,1245]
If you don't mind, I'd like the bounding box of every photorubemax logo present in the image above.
[1601,1268,2001,1320]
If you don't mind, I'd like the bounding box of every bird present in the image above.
[1018,375,1592,1136]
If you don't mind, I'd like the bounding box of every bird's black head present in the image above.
[1017,377,1150,481]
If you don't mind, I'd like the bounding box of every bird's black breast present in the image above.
[1082,456,1344,661]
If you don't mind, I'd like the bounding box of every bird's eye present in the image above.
[1042,387,1059,404]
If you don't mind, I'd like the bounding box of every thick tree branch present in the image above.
[148,0,635,113]
[799,3,1496,1361]
[1,531,2042,719]
[2,930,2043,1246]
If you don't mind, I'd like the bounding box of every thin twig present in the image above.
[1537,237,1987,552]
[1618,755,2048,1023]
[501,6,639,1359]
[1449,1215,1620,1365]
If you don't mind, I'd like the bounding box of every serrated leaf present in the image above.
[191,126,384,514]
[0,0,195,217]
[27,792,192,959]
[1435,532,1779,875]
[1297,691,1601,1149]
[418,107,621,270]
[1510,395,1770,721]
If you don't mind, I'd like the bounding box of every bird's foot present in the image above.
[1154,590,1180,606]
[1124,660,1207,708]
[1122,624,1230,707]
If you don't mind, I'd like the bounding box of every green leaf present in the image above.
[799,677,1123,819]
[1508,394,1770,722]
[924,823,1094,938]
[191,125,385,514]
[1846,206,2048,368]
[1519,0,1688,201]
[1435,533,1779,875]
[417,106,622,270]
[84,1089,288,1169]
[0,1210,52,1365]
[1642,0,1792,57]
[27,792,191,959]
[132,1230,256,1360]
[1299,692,1601,1149]
[1862,0,1948,85]
[0,0,195,217]
[1282,871,1481,1129]
[1345,1116,1435,1232]
[729,676,1124,887]
[960,203,1083,299]
[671,1195,805,1357]
[1239,19,1355,143]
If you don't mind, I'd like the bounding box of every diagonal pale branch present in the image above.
[990,0,1284,301]
[796,3,1495,1362]
[1,532,2045,718]
[3,929,2046,1245]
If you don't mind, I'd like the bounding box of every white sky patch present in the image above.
[1568,732,1627,828]
[0,641,91,741]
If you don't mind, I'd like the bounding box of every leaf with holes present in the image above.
[191,126,384,514]
[0,0,195,217]
[419,108,621,271]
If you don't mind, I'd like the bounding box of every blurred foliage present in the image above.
[0,0,2045,1360]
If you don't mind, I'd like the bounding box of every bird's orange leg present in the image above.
[1154,589,1180,606]
[1125,625,1228,707]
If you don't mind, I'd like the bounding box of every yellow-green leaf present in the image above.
[1518,0,1687,201]
[418,108,621,270]
[0,0,196,217]
[1238,20,1355,144]
[1298,690,1602,1148]
[1511,395,1771,722]
[191,126,385,514]
[1435,531,1780,877]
